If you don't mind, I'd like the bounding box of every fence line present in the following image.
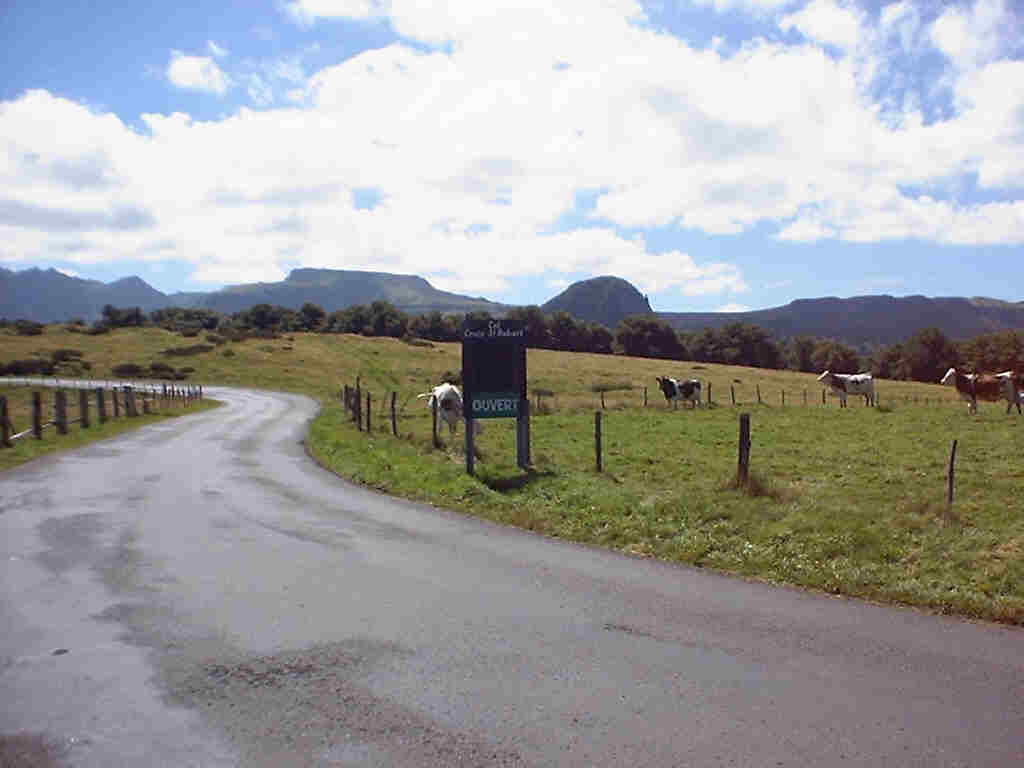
[0,377,204,448]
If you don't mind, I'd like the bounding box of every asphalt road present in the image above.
[2,386,1022,767]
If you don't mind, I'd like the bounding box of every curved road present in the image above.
[2,387,1022,767]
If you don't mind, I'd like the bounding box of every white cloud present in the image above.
[715,302,751,312]
[693,0,795,13]
[778,0,864,50]
[3,0,1023,300]
[55,267,81,278]
[207,40,229,58]
[166,52,231,94]
[284,0,388,25]
[928,0,1016,69]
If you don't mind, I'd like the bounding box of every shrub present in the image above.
[86,323,110,335]
[179,366,195,374]
[161,344,214,357]
[181,329,200,338]
[222,348,235,357]
[1,359,56,376]
[205,334,226,345]
[51,349,84,362]
[14,320,44,336]
[149,361,176,378]
[112,363,144,377]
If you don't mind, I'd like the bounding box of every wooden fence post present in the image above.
[707,382,712,406]
[125,387,138,417]
[112,388,121,418]
[97,388,107,424]
[756,384,762,404]
[142,391,151,414]
[600,391,606,410]
[781,390,785,407]
[823,389,827,405]
[803,389,807,406]
[737,413,751,487]
[366,392,371,433]
[731,385,736,405]
[644,387,648,407]
[33,392,42,439]
[391,392,398,437]
[355,385,363,431]
[1,396,10,447]
[947,439,958,515]
[595,411,603,473]
[79,388,89,429]
[432,397,439,448]
[55,391,68,434]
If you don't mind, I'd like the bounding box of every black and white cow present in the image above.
[656,377,701,409]
[817,371,875,407]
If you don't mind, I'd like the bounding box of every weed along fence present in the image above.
[0,377,203,448]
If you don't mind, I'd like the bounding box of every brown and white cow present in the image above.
[940,368,1017,414]
[816,371,875,407]
[656,377,701,409]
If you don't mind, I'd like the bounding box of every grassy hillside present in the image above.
[3,325,1022,623]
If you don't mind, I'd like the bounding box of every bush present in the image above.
[51,349,84,362]
[112,363,144,377]
[86,323,110,335]
[149,361,176,378]
[222,348,235,357]
[205,334,226,345]
[181,329,200,338]
[179,366,195,374]
[161,344,214,357]
[1,359,56,376]
[14,320,44,336]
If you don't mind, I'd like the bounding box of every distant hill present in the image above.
[0,267,170,323]
[186,268,507,317]
[0,266,506,323]
[542,276,653,329]
[658,295,1024,346]
[4,266,1022,347]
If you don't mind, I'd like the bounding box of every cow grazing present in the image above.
[817,371,875,407]
[418,382,483,435]
[996,371,1022,415]
[940,368,1012,414]
[656,377,702,409]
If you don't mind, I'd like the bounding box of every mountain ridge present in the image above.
[2,265,1022,346]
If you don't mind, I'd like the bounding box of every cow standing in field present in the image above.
[417,382,482,435]
[996,372,1023,415]
[940,368,1017,414]
[656,377,702,409]
[817,371,875,407]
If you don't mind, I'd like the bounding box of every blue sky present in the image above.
[2,0,1022,311]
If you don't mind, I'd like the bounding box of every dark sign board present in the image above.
[461,320,527,420]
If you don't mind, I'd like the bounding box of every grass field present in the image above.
[3,325,1022,623]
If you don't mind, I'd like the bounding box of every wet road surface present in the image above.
[2,386,1022,766]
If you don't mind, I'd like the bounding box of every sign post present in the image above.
[461,319,529,474]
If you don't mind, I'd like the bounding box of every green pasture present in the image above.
[2,325,1022,622]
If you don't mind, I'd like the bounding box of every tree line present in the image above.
[13,302,1021,384]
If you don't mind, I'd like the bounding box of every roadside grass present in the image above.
[3,325,1022,622]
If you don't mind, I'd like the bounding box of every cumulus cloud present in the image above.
[207,40,229,58]
[778,0,865,51]
[928,0,1016,69]
[167,51,231,94]
[2,0,1023,300]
